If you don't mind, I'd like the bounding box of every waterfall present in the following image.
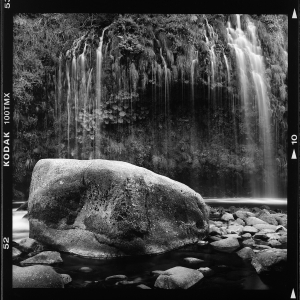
[227,14,276,196]
[95,26,109,158]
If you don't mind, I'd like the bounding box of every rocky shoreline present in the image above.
[13,204,287,289]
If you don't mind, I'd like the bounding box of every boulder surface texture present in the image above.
[28,159,209,258]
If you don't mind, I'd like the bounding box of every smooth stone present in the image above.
[183,257,205,264]
[234,210,255,220]
[154,266,204,289]
[241,233,252,240]
[198,267,214,277]
[61,274,72,285]
[245,217,267,226]
[13,265,64,288]
[236,247,255,261]
[253,224,277,231]
[20,251,63,266]
[251,249,287,274]
[221,213,234,222]
[12,247,22,259]
[210,238,240,253]
[137,284,152,289]
[242,226,258,234]
[105,275,128,282]
[79,267,93,272]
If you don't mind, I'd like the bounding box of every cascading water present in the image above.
[227,14,276,196]
[55,14,286,197]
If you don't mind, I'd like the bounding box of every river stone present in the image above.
[245,217,267,226]
[28,159,209,258]
[226,224,244,234]
[278,235,287,244]
[242,226,258,234]
[210,237,240,253]
[137,284,152,289]
[154,266,204,289]
[234,210,255,220]
[61,274,72,285]
[221,213,234,222]
[13,265,64,288]
[209,226,221,236]
[20,251,63,266]
[236,247,255,261]
[251,249,287,274]
[105,275,128,283]
[253,224,277,231]
[268,240,282,248]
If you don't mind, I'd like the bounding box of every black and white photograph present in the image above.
[1,1,298,299]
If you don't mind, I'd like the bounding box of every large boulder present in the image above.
[13,265,64,288]
[28,159,209,258]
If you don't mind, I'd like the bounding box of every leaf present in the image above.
[119,111,126,117]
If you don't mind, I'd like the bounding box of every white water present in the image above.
[227,14,276,197]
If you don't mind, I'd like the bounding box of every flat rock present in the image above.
[210,237,240,253]
[242,226,258,234]
[251,249,287,274]
[154,266,203,289]
[105,275,128,282]
[245,217,267,226]
[241,233,252,240]
[13,265,64,288]
[253,224,277,231]
[28,159,209,258]
[137,284,151,289]
[20,251,63,266]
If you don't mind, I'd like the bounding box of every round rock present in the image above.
[154,266,204,289]
[210,237,240,253]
